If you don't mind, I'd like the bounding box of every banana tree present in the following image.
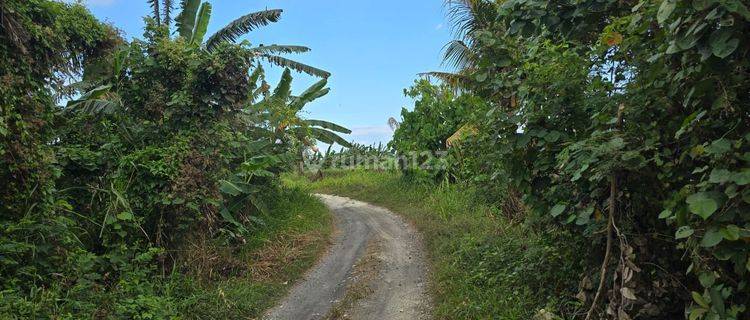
[148,0,329,78]
[251,68,351,172]
[67,1,330,115]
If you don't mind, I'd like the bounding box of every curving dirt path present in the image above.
[263,194,431,320]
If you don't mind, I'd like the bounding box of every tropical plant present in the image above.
[405,0,750,318]
[250,67,352,172]
[389,79,484,181]
[147,0,330,78]
[420,0,498,91]
[1,0,338,317]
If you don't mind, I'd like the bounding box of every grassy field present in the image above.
[175,187,332,319]
[284,169,585,319]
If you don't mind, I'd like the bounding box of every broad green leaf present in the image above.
[116,211,133,221]
[723,0,750,20]
[657,0,677,24]
[709,29,738,58]
[692,0,712,11]
[219,179,243,196]
[609,137,625,149]
[576,207,593,225]
[698,272,716,287]
[550,204,566,217]
[688,307,707,320]
[700,228,723,247]
[708,168,731,183]
[219,207,248,233]
[706,138,731,154]
[545,131,561,143]
[675,226,694,239]
[709,287,725,315]
[712,38,739,58]
[272,68,293,101]
[305,119,352,134]
[175,0,201,38]
[289,78,328,110]
[724,184,738,198]
[732,170,750,185]
[692,291,710,308]
[189,2,211,45]
[720,225,740,241]
[659,209,673,219]
[686,192,719,219]
[565,214,576,224]
[309,127,352,148]
[260,55,331,78]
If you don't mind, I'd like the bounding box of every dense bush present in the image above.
[1,0,118,314]
[1,0,338,317]
[389,79,485,181]
[397,0,750,318]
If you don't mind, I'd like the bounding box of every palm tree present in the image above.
[148,0,330,78]
[420,0,497,90]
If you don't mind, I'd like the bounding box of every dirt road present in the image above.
[263,194,431,320]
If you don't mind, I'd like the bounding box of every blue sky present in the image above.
[78,0,453,146]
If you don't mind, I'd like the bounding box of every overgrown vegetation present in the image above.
[1,0,340,317]
[390,0,750,318]
[285,170,586,319]
[4,0,750,318]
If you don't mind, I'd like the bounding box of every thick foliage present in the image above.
[0,0,118,313]
[401,0,750,318]
[1,1,334,317]
[389,79,485,180]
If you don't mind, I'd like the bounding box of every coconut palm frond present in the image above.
[205,9,283,51]
[445,0,496,42]
[259,55,331,78]
[419,71,472,91]
[442,40,474,70]
[175,0,200,38]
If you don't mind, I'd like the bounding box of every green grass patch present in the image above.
[175,187,332,319]
[284,169,585,319]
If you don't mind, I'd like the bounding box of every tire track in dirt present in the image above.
[263,194,431,320]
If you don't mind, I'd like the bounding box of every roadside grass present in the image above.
[176,187,332,319]
[284,169,585,319]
